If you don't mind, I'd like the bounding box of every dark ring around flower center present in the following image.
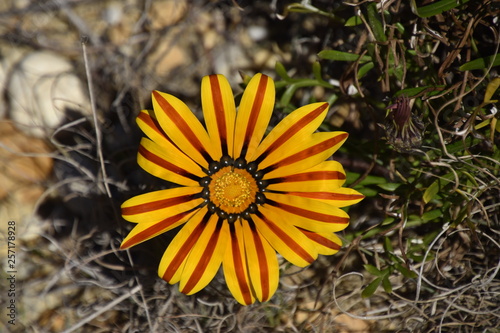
[200,155,268,222]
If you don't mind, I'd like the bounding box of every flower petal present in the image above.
[233,74,275,160]
[138,137,205,186]
[254,206,318,267]
[260,132,349,179]
[152,90,220,168]
[299,228,342,255]
[223,222,256,305]
[284,187,365,208]
[250,102,329,164]
[264,192,350,232]
[158,207,210,285]
[241,219,279,302]
[179,215,229,295]
[120,187,203,249]
[266,160,347,192]
[202,75,236,158]
[136,109,174,149]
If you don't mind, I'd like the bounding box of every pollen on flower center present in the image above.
[209,166,258,214]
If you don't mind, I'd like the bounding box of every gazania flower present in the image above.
[120,73,364,305]
[383,95,424,152]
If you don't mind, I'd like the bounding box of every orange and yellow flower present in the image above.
[120,73,364,305]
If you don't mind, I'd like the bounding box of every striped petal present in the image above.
[260,132,349,179]
[266,160,347,192]
[264,192,350,232]
[136,110,174,150]
[179,215,229,295]
[254,206,318,267]
[202,75,236,158]
[138,137,205,186]
[241,219,279,302]
[158,207,210,285]
[152,90,220,168]
[233,74,275,160]
[299,229,342,255]
[223,222,256,305]
[285,187,365,208]
[120,187,204,248]
[250,102,329,165]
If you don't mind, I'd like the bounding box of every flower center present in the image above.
[209,166,257,214]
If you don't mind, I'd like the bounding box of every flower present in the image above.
[383,95,424,152]
[120,73,364,305]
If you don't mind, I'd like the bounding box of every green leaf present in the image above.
[364,264,383,276]
[349,173,388,186]
[459,54,500,71]
[394,85,446,98]
[345,15,362,27]
[423,172,455,204]
[484,77,500,103]
[362,277,383,298]
[357,62,375,79]
[382,277,393,293]
[414,0,470,18]
[275,62,292,81]
[366,2,387,42]
[395,263,418,279]
[318,50,372,62]
[377,182,401,191]
[422,209,443,222]
[383,237,394,252]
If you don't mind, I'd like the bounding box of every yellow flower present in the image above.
[120,73,364,305]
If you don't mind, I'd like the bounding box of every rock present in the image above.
[7,51,90,138]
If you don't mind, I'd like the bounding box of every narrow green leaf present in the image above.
[357,61,375,79]
[345,15,362,27]
[422,209,443,222]
[394,86,445,98]
[377,182,401,191]
[384,237,394,252]
[395,263,418,279]
[415,0,470,18]
[484,77,500,103]
[382,277,393,293]
[312,61,323,82]
[275,62,292,81]
[423,172,455,204]
[362,277,382,298]
[318,50,371,62]
[364,264,383,276]
[366,2,387,42]
[459,54,500,71]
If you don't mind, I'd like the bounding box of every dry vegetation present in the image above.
[0,0,499,332]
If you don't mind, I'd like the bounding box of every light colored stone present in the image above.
[7,51,90,137]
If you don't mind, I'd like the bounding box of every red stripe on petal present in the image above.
[137,144,200,182]
[162,213,209,281]
[230,224,253,305]
[120,209,196,249]
[242,76,268,154]
[300,229,341,250]
[257,103,328,163]
[266,133,348,172]
[283,191,365,201]
[267,199,349,224]
[182,219,224,294]
[153,91,211,162]
[268,170,345,185]
[137,111,171,143]
[209,75,228,154]
[122,192,198,216]
[249,220,270,301]
[257,212,314,264]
